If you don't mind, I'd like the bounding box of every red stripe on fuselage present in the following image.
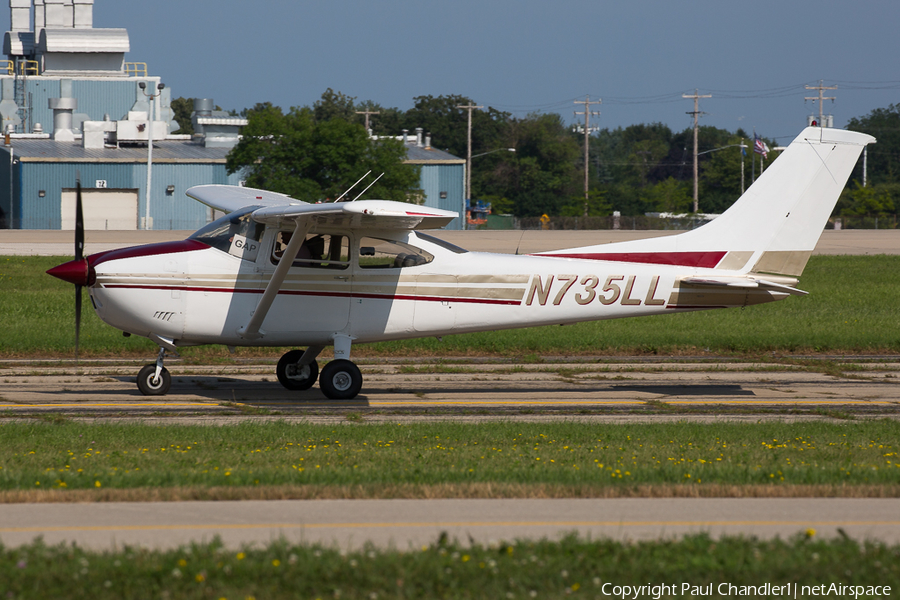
[89,239,209,268]
[532,251,726,269]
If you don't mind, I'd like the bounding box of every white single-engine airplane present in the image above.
[48,127,873,399]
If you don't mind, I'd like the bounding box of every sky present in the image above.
[44,0,900,145]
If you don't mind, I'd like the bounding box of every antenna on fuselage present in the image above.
[333,170,372,202]
[351,172,385,201]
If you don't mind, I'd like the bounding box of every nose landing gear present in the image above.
[137,347,172,396]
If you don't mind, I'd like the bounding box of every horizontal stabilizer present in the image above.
[680,276,808,296]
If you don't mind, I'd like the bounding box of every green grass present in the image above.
[1,533,898,599]
[2,255,899,357]
[1,421,897,495]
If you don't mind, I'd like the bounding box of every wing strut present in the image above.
[237,218,310,340]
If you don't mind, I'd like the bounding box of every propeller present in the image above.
[74,176,84,363]
[46,175,92,365]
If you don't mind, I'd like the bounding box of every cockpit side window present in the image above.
[190,208,265,260]
[271,231,350,270]
[357,237,434,269]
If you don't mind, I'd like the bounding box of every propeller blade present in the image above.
[75,176,84,261]
[75,285,82,364]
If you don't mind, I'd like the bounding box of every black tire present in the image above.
[137,364,171,396]
[319,359,363,400]
[276,350,319,391]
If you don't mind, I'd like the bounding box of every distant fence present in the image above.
[500,215,714,231]
[478,215,898,231]
[829,216,898,230]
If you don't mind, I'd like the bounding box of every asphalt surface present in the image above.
[2,498,898,550]
[2,360,899,415]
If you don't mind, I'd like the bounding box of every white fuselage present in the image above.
[88,228,788,350]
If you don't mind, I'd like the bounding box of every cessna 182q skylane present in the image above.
[47,127,873,399]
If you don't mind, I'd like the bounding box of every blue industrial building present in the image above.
[0,0,465,231]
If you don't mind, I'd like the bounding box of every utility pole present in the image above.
[355,109,380,132]
[457,102,483,203]
[805,80,837,127]
[574,95,601,217]
[683,89,711,213]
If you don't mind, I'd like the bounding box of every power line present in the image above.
[355,109,380,131]
[574,95,601,217]
[456,103,483,202]
[805,80,838,127]
[683,89,711,213]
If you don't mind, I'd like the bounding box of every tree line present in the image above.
[172,91,900,225]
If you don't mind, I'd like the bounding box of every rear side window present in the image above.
[357,237,434,269]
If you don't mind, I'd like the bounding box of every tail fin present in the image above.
[543,127,875,277]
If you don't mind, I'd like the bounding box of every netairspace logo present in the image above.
[599,582,893,599]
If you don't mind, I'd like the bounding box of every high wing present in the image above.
[251,200,457,230]
[186,184,302,213]
[185,184,457,230]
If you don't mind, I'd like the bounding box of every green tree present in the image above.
[847,104,900,184]
[403,95,510,158]
[836,182,896,225]
[642,178,692,214]
[313,88,358,123]
[490,113,580,217]
[170,96,194,135]
[559,190,611,217]
[700,135,749,213]
[226,104,420,203]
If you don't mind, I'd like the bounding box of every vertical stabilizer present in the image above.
[541,127,875,277]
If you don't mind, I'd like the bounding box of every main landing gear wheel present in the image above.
[276,350,319,391]
[320,359,363,400]
[137,364,171,396]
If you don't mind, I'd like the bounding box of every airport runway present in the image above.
[1,359,899,415]
[1,498,898,550]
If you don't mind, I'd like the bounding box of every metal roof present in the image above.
[4,138,465,165]
[39,28,129,53]
[4,139,232,163]
[404,144,464,164]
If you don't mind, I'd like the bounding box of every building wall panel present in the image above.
[419,164,463,230]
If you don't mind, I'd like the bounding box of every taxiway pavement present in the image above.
[1,498,898,550]
[1,360,899,415]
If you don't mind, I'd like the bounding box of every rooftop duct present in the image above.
[191,98,246,148]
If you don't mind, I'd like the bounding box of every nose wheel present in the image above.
[137,347,172,396]
[137,364,171,396]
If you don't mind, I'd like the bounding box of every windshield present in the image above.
[190,207,265,258]
[414,231,469,254]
